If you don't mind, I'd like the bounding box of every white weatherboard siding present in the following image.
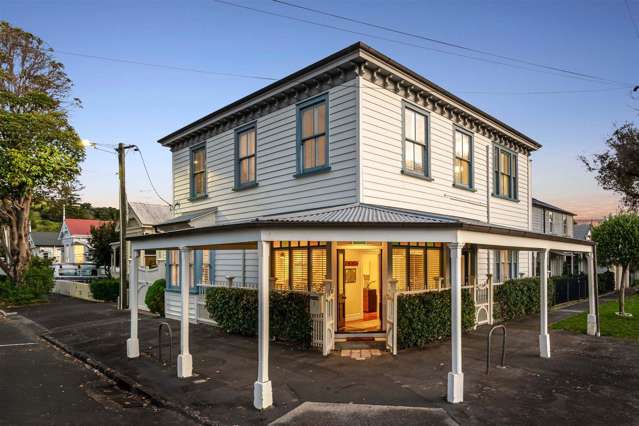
[358,78,530,230]
[532,206,544,233]
[213,249,257,286]
[172,84,358,222]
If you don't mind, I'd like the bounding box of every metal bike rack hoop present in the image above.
[486,324,506,374]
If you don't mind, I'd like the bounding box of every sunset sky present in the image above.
[4,0,637,219]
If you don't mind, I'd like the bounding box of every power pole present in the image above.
[117,143,137,310]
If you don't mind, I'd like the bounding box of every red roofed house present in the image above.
[58,218,111,265]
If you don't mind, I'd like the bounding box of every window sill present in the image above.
[452,183,476,192]
[401,169,433,181]
[491,193,520,203]
[233,182,258,192]
[294,165,331,178]
[189,194,209,202]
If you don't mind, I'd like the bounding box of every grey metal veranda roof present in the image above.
[130,203,593,247]
[261,203,467,225]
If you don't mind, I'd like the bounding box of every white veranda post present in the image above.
[586,253,597,336]
[177,247,193,378]
[539,249,551,358]
[447,242,464,403]
[126,250,140,358]
[254,240,273,410]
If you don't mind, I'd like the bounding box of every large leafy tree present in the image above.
[89,222,118,278]
[0,21,84,284]
[591,213,639,316]
[581,122,639,210]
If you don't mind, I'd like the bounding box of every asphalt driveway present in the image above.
[14,295,639,425]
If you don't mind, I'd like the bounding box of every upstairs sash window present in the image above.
[403,105,429,176]
[235,125,257,188]
[298,96,328,174]
[454,129,473,188]
[493,146,518,200]
[191,146,207,198]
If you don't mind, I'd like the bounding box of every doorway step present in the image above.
[335,335,386,351]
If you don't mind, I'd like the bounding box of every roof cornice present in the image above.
[159,42,541,153]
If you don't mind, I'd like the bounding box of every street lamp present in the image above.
[82,138,137,310]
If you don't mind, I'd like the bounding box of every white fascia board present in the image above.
[130,228,261,251]
[259,226,459,243]
[458,230,593,253]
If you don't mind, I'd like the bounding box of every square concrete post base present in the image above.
[126,338,139,358]
[177,353,193,378]
[447,372,464,403]
[539,333,551,359]
[587,314,597,336]
[253,380,273,410]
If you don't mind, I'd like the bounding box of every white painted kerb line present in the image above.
[0,342,38,348]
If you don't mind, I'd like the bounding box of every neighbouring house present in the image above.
[111,202,172,311]
[125,42,597,408]
[29,231,63,263]
[58,218,110,265]
[531,198,579,276]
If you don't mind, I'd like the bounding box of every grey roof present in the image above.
[129,202,172,226]
[261,204,470,225]
[532,198,576,216]
[156,207,217,226]
[574,224,592,241]
[31,232,61,247]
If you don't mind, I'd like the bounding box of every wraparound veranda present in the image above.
[126,219,596,409]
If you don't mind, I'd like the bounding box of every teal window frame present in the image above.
[234,122,258,191]
[401,102,431,179]
[494,250,519,282]
[164,250,198,294]
[295,94,330,177]
[189,144,207,200]
[493,146,518,201]
[453,127,474,190]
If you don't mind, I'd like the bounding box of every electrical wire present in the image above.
[625,0,639,41]
[56,50,278,81]
[135,147,172,206]
[272,0,627,86]
[211,0,631,87]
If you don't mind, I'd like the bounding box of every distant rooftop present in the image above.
[31,232,60,247]
[532,198,575,216]
[129,202,172,226]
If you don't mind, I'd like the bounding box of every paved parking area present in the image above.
[15,295,639,425]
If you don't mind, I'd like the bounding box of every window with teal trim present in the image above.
[493,146,518,200]
[165,250,198,293]
[494,250,519,282]
[403,105,429,176]
[191,146,207,199]
[297,95,329,175]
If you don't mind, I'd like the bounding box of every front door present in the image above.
[336,245,382,333]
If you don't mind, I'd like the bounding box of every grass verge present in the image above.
[551,294,639,340]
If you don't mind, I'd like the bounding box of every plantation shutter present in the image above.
[273,249,289,290]
[427,248,441,290]
[409,248,425,290]
[310,248,327,292]
[201,250,210,285]
[291,249,308,291]
[392,247,407,291]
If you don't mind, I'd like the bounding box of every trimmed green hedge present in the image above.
[145,279,165,316]
[494,277,555,322]
[397,289,475,349]
[90,278,119,302]
[205,287,312,347]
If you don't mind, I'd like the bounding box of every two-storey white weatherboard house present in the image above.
[126,43,598,409]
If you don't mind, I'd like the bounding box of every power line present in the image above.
[52,32,632,96]
[273,0,626,86]
[134,148,172,206]
[56,50,278,81]
[211,0,630,87]
[625,0,639,41]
